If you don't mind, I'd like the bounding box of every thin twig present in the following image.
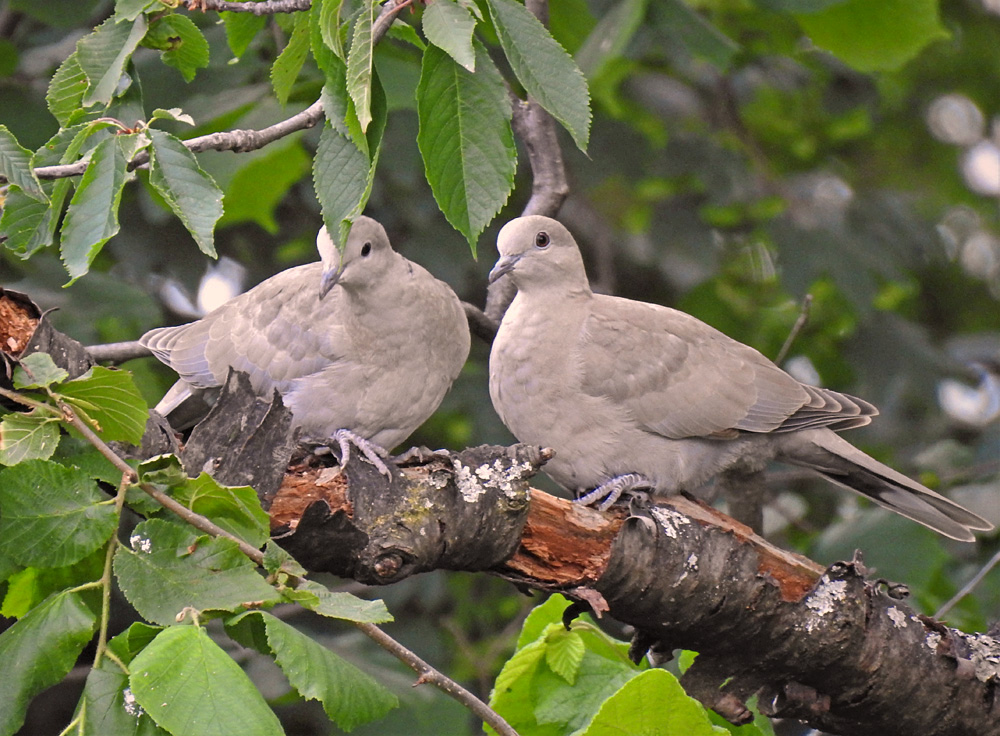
[86,340,151,364]
[356,622,520,736]
[187,0,311,13]
[935,547,1000,618]
[34,100,326,181]
[775,293,813,366]
[373,0,413,45]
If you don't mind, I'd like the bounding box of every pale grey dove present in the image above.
[141,216,471,474]
[488,215,993,541]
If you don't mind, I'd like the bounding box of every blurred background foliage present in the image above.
[2,0,999,733]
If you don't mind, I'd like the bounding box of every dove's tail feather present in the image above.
[779,430,993,542]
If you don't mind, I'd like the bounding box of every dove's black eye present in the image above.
[361,242,372,256]
[535,232,550,248]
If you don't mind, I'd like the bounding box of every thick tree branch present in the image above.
[269,452,1000,736]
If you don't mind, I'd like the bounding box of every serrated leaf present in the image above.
[486,0,591,150]
[150,107,195,126]
[147,128,223,258]
[0,591,97,736]
[488,639,546,732]
[148,14,210,82]
[59,135,128,282]
[77,16,148,107]
[291,579,393,623]
[271,12,311,104]
[581,669,726,736]
[130,625,283,736]
[545,629,585,685]
[221,11,266,58]
[57,365,148,444]
[313,122,369,248]
[137,453,188,489]
[796,0,948,72]
[227,611,397,730]
[171,474,270,549]
[113,519,280,626]
[0,460,118,568]
[262,540,305,577]
[115,0,160,21]
[423,0,477,72]
[0,125,45,202]
[516,593,571,650]
[0,187,54,258]
[346,0,375,131]
[416,42,515,251]
[13,352,69,388]
[0,414,60,465]
[317,0,347,60]
[46,51,89,126]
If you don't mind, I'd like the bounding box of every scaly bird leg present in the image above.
[323,429,393,478]
[574,473,654,512]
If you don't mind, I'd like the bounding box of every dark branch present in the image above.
[87,340,150,364]
[462,301,498,344]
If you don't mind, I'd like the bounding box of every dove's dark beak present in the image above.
[319,266,343,300]
[489,254,521,285]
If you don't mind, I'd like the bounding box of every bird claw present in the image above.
[331,429,393,478]
[575,473,654,512]
[392,446,453,466]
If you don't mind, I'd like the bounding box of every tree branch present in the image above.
[186,0,311,13]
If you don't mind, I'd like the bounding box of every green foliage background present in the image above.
[1,0,999,734]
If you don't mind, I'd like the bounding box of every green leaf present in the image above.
[221,11,266,58]
[757,0,848,12]
[227,611,398,730]
[0,460,117,568]
[77,657,170,736]
[416,42,516,251]
[270,12,311,104]
[219,140,311,233]
[56,364,148,444]
[13,352,69,388]
[648,0,739,71]
[545,628,584,685]
[147,128,223,258]
[149,14,211,83]
[0,414,60,466]
[171,474,270,549]
[150,107,195,126]
[581,669,726,736]
[317,0,347,60]
[137,453,188,489]
[290,579,393,623]
[488,639,548,733]
[129,625,283,736]
[0,187,55,258]
[46,51,89,125]
[77,16,148,107]
[517,593,571,649]
[0,591,97,736]
[485,0,591,150]
[59,135,128,282]
[346,0,375,131]
[262,541,305,577]
[115,0,160,21]
[423,0,477,72]
[1,548,104,619]
[313,122,370,247]
[0,125,45,202]
[113,519,280,626]
[796,0,949,72]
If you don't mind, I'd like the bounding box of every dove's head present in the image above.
[489,216,589,292]
[318,216,395,299]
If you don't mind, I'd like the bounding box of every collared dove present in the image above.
[141,216,471,474]
[488,215,993,541]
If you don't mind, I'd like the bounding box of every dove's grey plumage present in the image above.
[488,215,992,541]
[141,216,471,451]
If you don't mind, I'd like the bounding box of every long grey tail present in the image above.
[779,430,993,542]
